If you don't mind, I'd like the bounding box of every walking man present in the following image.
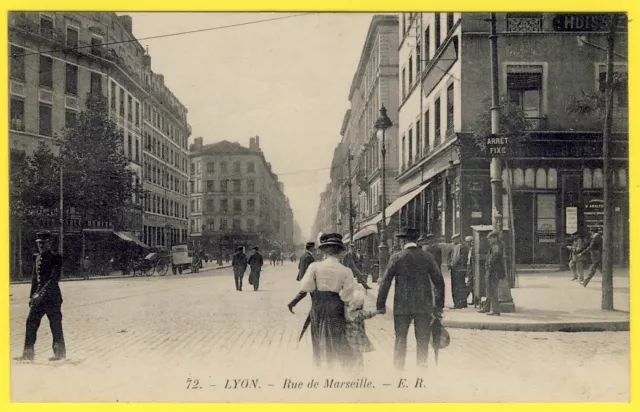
[288,242,316,312]
[478,231,504,316]
[248,246,264,291]
[232,246,248,291]
[15,231,66,361]
[463,236,477,306]
[342,243,372,290]
[377,227,445,370]
[579,227,603,287]
[568,231,588,282]
[447,234,469,309]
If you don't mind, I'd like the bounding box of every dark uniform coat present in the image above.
[31,250,63,303]
[297,251,315,281]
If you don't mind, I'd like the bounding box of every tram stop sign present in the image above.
[486,135,510,157]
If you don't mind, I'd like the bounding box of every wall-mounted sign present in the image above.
[552,14,612,32]
[584,198,604,231]
[486,135,511,157]
[565,207,578,234]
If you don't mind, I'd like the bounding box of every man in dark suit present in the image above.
[377,227,445,370]
[447,234,469,309]
[579,227,603,287]
[287,242,316,312]
[419,233,442,269]
[247,246,264,291]
[15,230,66,361]
[478,231,504,316]
[232,246,248,291]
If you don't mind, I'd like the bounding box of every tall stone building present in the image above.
[8,12,191,277]
[393,12,627,266]
[188,136,294,256]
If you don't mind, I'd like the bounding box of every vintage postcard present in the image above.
[4,4,633,409]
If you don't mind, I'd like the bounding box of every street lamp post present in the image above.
[375,104,393,278]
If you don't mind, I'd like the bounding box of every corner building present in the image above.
[393,12,627,267]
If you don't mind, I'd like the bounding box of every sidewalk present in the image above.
[9,261,232,285]
[365,268,630,332]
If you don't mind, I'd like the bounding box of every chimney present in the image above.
[255,135,260,150]
[157,74,164,86]
[190,137,203,152]
[118,15,133,34]
[142,54,151,67]
[249,137,257,151]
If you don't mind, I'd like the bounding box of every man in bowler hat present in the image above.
[247,246,264,291]
[15,231,66,361]
[232,246,248,291]
[377,227,445,370]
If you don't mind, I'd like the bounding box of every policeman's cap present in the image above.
[253,246,259,251]
[35,230,52,243]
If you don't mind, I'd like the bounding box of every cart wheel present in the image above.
[156,259,169,276]
[144,267,153,277]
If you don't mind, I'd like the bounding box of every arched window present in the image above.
[535,168,547,189]
[583,168,593,189]
[547,168,558,189]
[618,168,628,188]
[513,168,524,188]
[524,168,535,188]
[593,168,604,188]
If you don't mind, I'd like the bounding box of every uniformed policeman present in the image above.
[15,231,66,361]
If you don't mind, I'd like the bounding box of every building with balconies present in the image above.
[188,136,295,256]
[393,12,628,266]
[9,12,191,277]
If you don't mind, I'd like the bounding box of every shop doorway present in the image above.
[513,193,534,264]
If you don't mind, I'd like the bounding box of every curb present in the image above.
[9,264,232,285]
[364,284,629,333]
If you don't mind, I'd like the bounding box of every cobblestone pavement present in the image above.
[10,262,629,403]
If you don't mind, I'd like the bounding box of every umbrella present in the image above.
[430,317,450,365]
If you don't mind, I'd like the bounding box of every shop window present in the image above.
[618,169,628,188]
[536,194,557,243]
[513,168,524,188]
[583,168,593,189]
[535,168,547,189]
[547,168,558,189]
[593,168,604,188]
[524,168,535,188]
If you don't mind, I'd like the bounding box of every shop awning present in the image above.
[114,231,151,249]
[366,182,431,226]
[353,226,377,242]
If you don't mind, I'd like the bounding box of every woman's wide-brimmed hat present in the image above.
[318,233,345,249]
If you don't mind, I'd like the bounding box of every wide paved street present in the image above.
[10,262,628,403]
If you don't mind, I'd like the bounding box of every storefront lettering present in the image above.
[553,14,611,32]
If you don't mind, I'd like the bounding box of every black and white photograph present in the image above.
[8,11,629,403]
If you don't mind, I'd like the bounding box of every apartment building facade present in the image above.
[188,136,294,256]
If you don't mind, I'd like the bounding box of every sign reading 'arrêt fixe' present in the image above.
[486,135,510,157]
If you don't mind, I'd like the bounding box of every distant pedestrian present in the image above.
[343,284,377,372]
[287,242,316,312]
[248,246,264,291]
[478,231,504,316]
[579,227,603,287]
[568,232,588,282]
[82,255,91,280]
[419,234,442,269]
[377,227,445,370]
[463,236,476,306]
[447,234,469,309]
[342,244,372,290]
[15,231,66,362]
[232,246,248,291]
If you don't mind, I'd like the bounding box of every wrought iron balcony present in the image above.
[506,16,544,33]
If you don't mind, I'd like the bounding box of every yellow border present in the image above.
[2,1,636,411]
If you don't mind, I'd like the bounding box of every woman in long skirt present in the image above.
[297,233,357,369]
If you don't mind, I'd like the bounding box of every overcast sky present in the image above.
[124,12,377,240]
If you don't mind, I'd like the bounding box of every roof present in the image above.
[196,140,255,156]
